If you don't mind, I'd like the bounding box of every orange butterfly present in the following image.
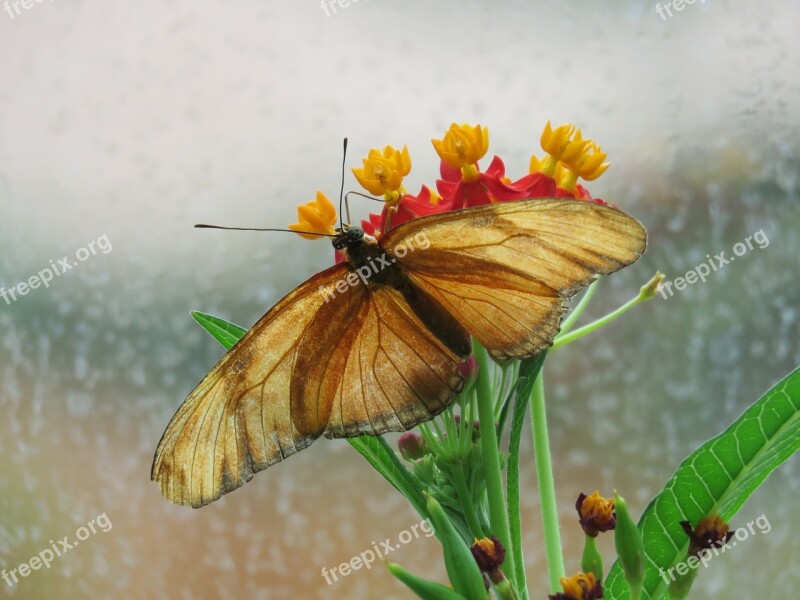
[151,198,646,507]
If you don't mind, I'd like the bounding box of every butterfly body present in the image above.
[153,198,647,507]
[333,224,472,359]
[334,225,398,287]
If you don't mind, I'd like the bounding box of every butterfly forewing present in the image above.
[381,198,647,360]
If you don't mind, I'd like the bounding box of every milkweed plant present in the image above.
[192,122,800,599]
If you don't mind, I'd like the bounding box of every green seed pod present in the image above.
[613,492,644,600]
[426,494,488,600]
[581,535,604,581]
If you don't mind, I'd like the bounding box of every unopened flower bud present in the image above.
[613,491,644,600]
[458,355,479,390]
[398,432,428,461]
[640,271,666,300]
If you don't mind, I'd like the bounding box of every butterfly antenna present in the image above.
[194,224,335,238]
[339,137,350,227]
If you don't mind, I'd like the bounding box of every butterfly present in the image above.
[151,198,646,507]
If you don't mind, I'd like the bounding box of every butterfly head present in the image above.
[332,224,366,251]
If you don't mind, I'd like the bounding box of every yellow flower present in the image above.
[432,123,489,179]
[538,122,610,191]
[576,491,616,537]
[557,572,602,600]
[569,140,609,181]
[288,191,337,240]
[680,514,734,558]
[470,536,506,584]
[352,145,411,200]
[540,121,589,165]
[530,152,567,182]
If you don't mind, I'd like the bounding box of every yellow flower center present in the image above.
[432,123,490,174]
[582,490,614,521]
[352,145,412,199]
[560,572,596,600]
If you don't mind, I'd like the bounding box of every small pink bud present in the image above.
[458,355,478,383]
[397,432,427,460]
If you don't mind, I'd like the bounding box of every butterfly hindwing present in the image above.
[321,283,467,439]
[152,264,357,507]
[380,198,647,360]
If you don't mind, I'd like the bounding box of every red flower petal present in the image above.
[439,160,462,182]
[384,185,459,230]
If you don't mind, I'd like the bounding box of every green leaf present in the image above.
[190,310,430,524]
[387,562,469,600]
[191,310,247,350]
[605,366,800,600]
[507,351,547,599]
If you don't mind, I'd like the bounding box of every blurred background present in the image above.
[1,0,798,598]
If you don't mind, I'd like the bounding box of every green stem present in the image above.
[530,373,565,592]
[419,422,446,456]
[473,340,517,588]
[451,465,484,539]
[552,288,647,349]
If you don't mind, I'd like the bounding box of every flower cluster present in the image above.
[288,121,612,251]
[397,407,491,543]
[280,123,670,600]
